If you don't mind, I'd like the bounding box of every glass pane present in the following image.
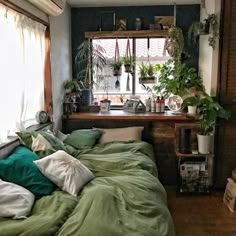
[135,38,170,98]
[93,39,133,105]
[93,38,170,106]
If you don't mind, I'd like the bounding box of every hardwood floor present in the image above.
[167,190,236,236]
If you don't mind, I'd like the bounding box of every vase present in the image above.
[197,134,213,154]
[187,106,197,115]
[81,89,92,106]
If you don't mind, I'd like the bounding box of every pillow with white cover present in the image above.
[97,126,144,144]
[0,179,35,219]
[34,150,95,196]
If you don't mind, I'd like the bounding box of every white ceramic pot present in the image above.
[197,134,214,154]
[187,106,197,115]
[100,101,111,112]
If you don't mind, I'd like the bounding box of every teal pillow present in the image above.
[63,129,102,149]
[16,130,65,158]
[0,146,54,198]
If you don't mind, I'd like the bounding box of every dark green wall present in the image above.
[71,5,200,76]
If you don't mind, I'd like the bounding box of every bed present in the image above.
[0,128,175,236]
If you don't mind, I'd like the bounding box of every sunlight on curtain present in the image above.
[0,3,46,143]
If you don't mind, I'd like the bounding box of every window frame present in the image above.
[90,35,170,107]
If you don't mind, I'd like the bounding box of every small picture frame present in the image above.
[154,16,174,30]
[116,18,127,31]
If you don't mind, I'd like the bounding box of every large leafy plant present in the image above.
[75,40,106,89]
[153,59,205,98]
[197,95,231,135]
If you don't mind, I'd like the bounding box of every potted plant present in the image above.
[110,59,123,76]
[183,95,200,115]
[75,40,106,106]
[63,80,80,95]
[188,13,219,49]
[196,95,231,154]
[122,55,135,73]
[99,78,111,112]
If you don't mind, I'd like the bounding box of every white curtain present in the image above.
[0,3,46,143]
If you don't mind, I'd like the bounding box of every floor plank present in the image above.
[167,190,236,236]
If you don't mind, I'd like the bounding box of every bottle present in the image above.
[151,98,156,112]
[135,18,142,30]
[145,97,151,112]
[156,96,161,113]
[160,96,165,113]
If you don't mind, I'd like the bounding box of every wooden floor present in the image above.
[167,190,236,236]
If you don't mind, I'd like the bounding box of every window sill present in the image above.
[0,122,52,150]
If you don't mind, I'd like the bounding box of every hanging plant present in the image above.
[188,13,219,49]
[138,62,160,84]
[110,39,123,77]
[164,25,184,63]
[110,59,123,76]
[122,39,135,73]
[122,56,135,73]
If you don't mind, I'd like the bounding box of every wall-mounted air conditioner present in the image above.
[26,0,66,16]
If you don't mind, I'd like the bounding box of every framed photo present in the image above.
[154,16,174,29]
[116,18,127,31]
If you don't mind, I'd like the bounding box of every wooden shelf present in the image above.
[175,151,213,158]
[85,30,169,39]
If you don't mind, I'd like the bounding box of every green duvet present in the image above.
[0,141,175,236]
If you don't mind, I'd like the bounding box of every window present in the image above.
[0,3,47,143]
[93,38,170,106]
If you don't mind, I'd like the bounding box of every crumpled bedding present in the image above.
[0,141,175,236]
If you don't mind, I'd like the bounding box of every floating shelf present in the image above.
[85,30,169,39]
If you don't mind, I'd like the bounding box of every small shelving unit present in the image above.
[175,123,214,195]
[85,30,169,39]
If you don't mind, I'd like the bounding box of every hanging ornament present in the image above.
[115,76,120,90]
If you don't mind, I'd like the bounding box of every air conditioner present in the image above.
[26,0,66,16]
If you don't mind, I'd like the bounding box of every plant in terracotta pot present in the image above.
[196,95,231,154]
[122,56,135,73]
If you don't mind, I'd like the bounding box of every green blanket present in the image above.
[0,141,175,236]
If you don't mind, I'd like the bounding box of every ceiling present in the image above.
[67,0,201,7]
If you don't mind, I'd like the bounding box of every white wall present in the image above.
[49,3,72,131]
[199,0,221,96]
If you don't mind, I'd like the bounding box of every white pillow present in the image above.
[0,179,35,219]
[34,150,95,196]
[97,126,144,144]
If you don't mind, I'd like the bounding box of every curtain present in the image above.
[0,3,46,143]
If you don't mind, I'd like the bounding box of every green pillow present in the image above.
[16,130,65,158]
[0,146,54,198]
[63,129,102,149]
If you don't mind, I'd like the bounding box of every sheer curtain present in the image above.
[0,3,46,143]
